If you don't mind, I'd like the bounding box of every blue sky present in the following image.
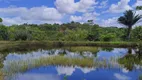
[0,0,141,27]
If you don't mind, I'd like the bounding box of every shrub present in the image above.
[132,26,142,41]
[100,33,116,41]
[0,25,9,40]
[14,30,32,40]
[64,29,88,41]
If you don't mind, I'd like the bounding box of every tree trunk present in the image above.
[127,26,132,40]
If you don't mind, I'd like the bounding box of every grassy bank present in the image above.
[0,41,141,52]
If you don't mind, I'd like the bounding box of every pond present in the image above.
[0,46,142,80]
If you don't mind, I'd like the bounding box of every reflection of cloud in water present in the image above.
[77,67,95,74]
[114,73,131,80]
[82,52,94,58]
[5,49,94,62]
[122,68,129,73]
[65,51,81,58]
[7,74,60,80]
[56,66,75,76]
[97,48,128,59]
[56,66,95,76]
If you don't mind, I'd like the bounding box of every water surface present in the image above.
[0,46,142,80]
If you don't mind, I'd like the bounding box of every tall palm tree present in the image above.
[118,10,142,40]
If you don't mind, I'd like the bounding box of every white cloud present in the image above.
[55,0,96,14]
[108,0,132,13]
[98,17,122,27]
[56,66,75,76]
[98,16,141,28]
[70,12,99,22]
[122,68,129,73]
[77,67,95,74]
[56,66,95,76]
[98,0,108,8]
[0,6,63,25]
[114,73,131,80]
[133,0,142,7]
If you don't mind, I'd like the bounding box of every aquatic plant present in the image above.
[65,46,99,53]
[3,55,94,74]
[118,54,142,71]
[0,70,4,80]
[139,75,142,80]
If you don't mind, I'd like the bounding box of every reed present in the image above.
[3,55,94,74]
[65,46,99,53]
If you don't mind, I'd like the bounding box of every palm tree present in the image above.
[118,10,142,40]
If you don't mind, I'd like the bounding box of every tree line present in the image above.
[0,10,141,41]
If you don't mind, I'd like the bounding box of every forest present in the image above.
[0,20,141,42]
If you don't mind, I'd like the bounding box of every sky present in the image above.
[0,0,142,27]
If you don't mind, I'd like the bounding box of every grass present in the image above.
[3,55,94,74]
[0,70,4,80]
[3,55,122,75]
[65,46,99,53]
[118,54,142,71]
[0,41,141,53]
[140,75,142,80]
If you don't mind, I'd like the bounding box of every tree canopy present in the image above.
[118,10,142,40]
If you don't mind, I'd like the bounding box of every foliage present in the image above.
[132,26,142,41]
[64,29,88,41]
[139,75,142,80]
[0,17,141,42]
[0,18,2,23]
[65,46,99,53]
[136,6,142,10]
[0,25,9,40]
[118,10,142,40]
[4,55,94,73]
[87,24,100,41]
[14,30,32,40]
[100,33,117,41]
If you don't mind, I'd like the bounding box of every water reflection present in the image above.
[5,66,141,80]
[0,46,142,80]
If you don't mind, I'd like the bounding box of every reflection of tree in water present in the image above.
[101,47,114,52]
[118,47,142,71]
[0,53,6,68]
[0,53,5,80]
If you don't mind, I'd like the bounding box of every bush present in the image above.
[100,33,116,41]
[132,26,142,41]
[14,30,32,41]
[64,29,88,41]
[0,25,9,40]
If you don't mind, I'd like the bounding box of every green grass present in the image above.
[0,41,141,53]
[3,55,94,74]
[139,75,142,80]
[0,70,4,80]
[65,46,99,53]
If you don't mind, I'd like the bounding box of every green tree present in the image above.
[118,10,142,40]
[100,33,117,41]
[0,18,2,25]
[0,18,2,23]
[0,25,9,40]
[132,26,142,41]
[64,29,88,41]
[136,6,142,10]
